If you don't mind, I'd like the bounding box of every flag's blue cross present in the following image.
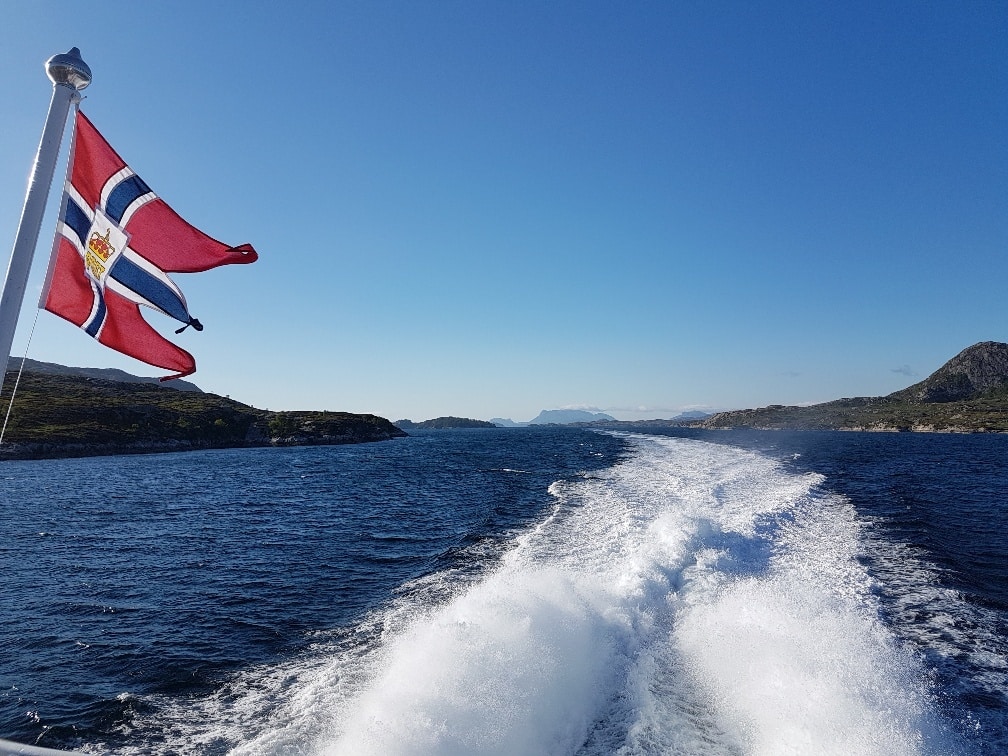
[59,170,199,337]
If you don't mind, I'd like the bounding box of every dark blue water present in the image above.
[0,428,1005,755]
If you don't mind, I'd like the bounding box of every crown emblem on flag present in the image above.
[88,228,115,261]
[84,227,116,279]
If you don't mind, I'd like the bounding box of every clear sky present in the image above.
[1,1,1005,422]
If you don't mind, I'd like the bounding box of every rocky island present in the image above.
[696,341,1008,433]
[0,362,406,460]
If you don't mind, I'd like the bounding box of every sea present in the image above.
[0,427,1005,755]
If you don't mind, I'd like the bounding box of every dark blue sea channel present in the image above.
[1,427,1005,755]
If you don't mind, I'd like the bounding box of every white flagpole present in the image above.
[0,47,91,386]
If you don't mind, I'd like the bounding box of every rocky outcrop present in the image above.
[889,341,1008,403]
[695,342,1008,433]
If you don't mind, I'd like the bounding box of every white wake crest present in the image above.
[150,434,962,755]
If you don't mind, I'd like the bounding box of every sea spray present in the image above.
[317,434,961,755]
[323,567,633,755]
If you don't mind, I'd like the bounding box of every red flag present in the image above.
[41,110,257,380]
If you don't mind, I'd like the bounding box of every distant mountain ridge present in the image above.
[698,341,1008,432]
[528,409,616,425]
[6,357,202,392]
[671,410,711,421]
[491,410,709,427]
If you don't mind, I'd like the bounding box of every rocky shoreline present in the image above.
[0,370,406,461]
[0,423,407,461]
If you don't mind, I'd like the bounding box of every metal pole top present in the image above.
[45,47,91,91]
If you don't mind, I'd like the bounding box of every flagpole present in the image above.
[0,47,91,385]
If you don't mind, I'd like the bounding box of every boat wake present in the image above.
[127,434,964,755]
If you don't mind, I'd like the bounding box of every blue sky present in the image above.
[1,1,1005,422]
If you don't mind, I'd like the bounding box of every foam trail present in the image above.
[155,434,961,755]
[309,435,960,755]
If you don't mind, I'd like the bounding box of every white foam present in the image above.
[321,567,632,755]
[126,434,963,755]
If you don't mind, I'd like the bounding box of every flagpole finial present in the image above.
[46,47,91,91]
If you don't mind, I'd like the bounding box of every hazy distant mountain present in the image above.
[490,418,526,427]
[528,409,616,425]
[7,357,202,392]
[673,410,711,421]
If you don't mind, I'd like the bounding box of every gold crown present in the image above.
[88,228,115,261]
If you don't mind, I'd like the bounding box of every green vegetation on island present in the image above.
[696,342,1008,433]
[394,416,497,430]
[0,368,406,460]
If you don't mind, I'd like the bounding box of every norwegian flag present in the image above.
[41,110,257,380]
